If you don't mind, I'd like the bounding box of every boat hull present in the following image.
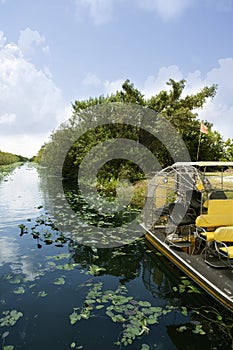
[142,224,233,313]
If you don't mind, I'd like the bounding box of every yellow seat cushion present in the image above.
[196,214,233,228]
[214,226,233,242]
[219,246,233,258]
[207,199,233,215]
[200,231,215,241]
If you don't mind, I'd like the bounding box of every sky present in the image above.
[0,0,233,158]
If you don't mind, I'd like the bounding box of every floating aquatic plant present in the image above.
[0,310,23,327]
[69,282,174,348]
[172,277,202,294]
[13,286,25,295]
[53,276,66,285]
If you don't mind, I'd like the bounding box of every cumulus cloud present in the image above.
[18,27,50,56]
[143,65,183,97]
[104,79,124,95]
[0,31,69,157]
[82,72,102,86]
[74,0,118,25]
[141,58,233,139]
[196,58,233,138]
[0,31,6,47]
[0,113,16,124]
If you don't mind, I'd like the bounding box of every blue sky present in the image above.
[0,0,233,157]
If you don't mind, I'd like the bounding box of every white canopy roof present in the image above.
[174,161,233,167]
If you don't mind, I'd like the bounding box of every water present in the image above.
[0,164,232,350]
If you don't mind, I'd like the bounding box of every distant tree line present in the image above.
[36,79,233,184]
[0,150,28,165]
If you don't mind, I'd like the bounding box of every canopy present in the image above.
[174,161,233,167]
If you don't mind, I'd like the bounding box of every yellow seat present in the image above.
[214,226,233,242]
[199,231,215,242]
[207,199,233,215]
[219,246,233,259]
[196,214,233,228]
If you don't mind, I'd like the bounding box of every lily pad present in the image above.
[53,277,66,285]
[13,287,25,295]
[0,310,23,327]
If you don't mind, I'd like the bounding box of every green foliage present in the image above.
[40,79,219,179]
[0,310,23,327]
[0,163,19,182]
[69,282,175,347]
[0,150,28,165]
[224,138,233,161]
[31,144,46,163]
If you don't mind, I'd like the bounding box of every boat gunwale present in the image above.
[141,223,233,313]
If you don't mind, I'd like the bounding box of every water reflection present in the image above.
[0,232,42,280]
[0,164,43,228]
[0,165,232,350]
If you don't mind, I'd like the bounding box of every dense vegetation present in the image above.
[0,150,28,166]
[37,78,233,185]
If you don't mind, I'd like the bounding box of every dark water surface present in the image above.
[0,164,232,350]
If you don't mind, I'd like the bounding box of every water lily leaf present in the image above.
[96,305,104,310]
[2,331,9,338]
[80,309,90,319]
[192,324,206,335]
[69,311,81,325]
[38,291,47,298]
[147,314,158,325]
[53,277,66,285]
[181,307,188,316]
[126,326,140,336]
[0,310,23,327]
[181,279,192,286]
[56,263,77,271]
[176,325,187,333]
[138,301,151,307]
[9,277,21,284]
[13,287,25,294]
[87,265,106,276]
[85,299,95,305]
[3,346,14,350]
[187,285,202,294]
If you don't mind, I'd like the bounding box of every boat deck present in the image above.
[143,226,233,311]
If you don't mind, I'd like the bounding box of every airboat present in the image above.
[141,161,233,312]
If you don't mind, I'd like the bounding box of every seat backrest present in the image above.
[209,190,227,199]
[208,199,233,215]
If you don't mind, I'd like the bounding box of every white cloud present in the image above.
[143,65,183,97]
[138,0,193,20]
[196,58,233,138]
[74,0,118,25]
[0,133,50,158]
[142,59,233,140]
[0,32,70,158]
[18,27,50,56]
[104,79,124,95]
[82,72,102,86]
[0,31,7,47]
[0,113,16,124]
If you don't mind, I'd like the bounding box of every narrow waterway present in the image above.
[0,164,231,350]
